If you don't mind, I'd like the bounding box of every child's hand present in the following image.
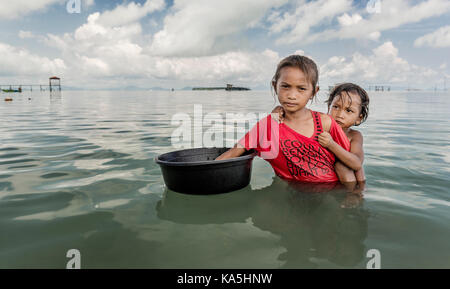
[271,106,285,123]
[318,132,335,148]
[340,181,365,208]
[341,191,364,209]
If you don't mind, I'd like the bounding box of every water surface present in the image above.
[0,90,449,268]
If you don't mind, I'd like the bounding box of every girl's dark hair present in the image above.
[326,83,370,125]
[271,55,319,101]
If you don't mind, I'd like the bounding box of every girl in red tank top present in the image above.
[236,110,349,182]
[216,55,350,183]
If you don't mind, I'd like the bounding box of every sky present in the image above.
[0,0,449,90]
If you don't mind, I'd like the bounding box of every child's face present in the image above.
[275,67,316,113]
[329,91,363,129]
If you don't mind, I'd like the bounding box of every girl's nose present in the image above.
[287,90,298,100]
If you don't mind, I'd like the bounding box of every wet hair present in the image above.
[326,83,370,125]
[271,55,319,102]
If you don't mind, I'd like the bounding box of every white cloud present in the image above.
[367,31,381,41]
[150,0,288,56]
[150,49,281,85]
[0,0,95,19]
[338,13,362,26]
[96,0,165,27]
[46,38,281,88]
[0,0,60,19]
[274,0,450,45]
[0,42,66,78]
[5,0,287,87]
[43,1,157,79]
[320,41,437,86]
[83,0,95,8]
[73,12,144,43]
[39,1,282,88]
[414,25,450,48]
[18,30,35,39]
[271,0,352,45]
[3,0,447,89]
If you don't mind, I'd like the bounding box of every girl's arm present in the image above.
[319,130,364,171]
[217,113,274,161]
[215,143,246,160]
[354,166,366,182]
[335,161,357,183]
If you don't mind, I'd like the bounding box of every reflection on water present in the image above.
[0,90,449,268]
[157,177,369,268]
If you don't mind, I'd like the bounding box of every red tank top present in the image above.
[238,110,351,182]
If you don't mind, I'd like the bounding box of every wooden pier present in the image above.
[0,84,54,92]
[0,76,61,93]
[328,85,391,92]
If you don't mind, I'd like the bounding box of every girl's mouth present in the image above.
[284,103,297,107]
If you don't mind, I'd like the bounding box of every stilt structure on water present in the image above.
[0,76,62,93]
[49,76,61,92]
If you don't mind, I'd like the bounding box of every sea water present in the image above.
[0,90,449,268]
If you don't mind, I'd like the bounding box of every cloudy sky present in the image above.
[0,0,449,90]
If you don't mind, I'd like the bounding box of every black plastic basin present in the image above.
[155,147,256,194]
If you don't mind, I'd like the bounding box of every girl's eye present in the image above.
[332,105,338,108]
[347,109,353,113]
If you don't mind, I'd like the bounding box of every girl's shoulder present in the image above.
[317,112,332,132]
[348,128,363,143]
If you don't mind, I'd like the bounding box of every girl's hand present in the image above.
[271,106,285,123]
[318,132,335,148]
[341,191,364,209]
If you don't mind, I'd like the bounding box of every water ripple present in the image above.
[1,90,449,268]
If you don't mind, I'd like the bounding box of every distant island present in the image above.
[193,84,250,91]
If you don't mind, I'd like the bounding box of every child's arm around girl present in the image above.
[318,129,363,171]
[319,128,365,182]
